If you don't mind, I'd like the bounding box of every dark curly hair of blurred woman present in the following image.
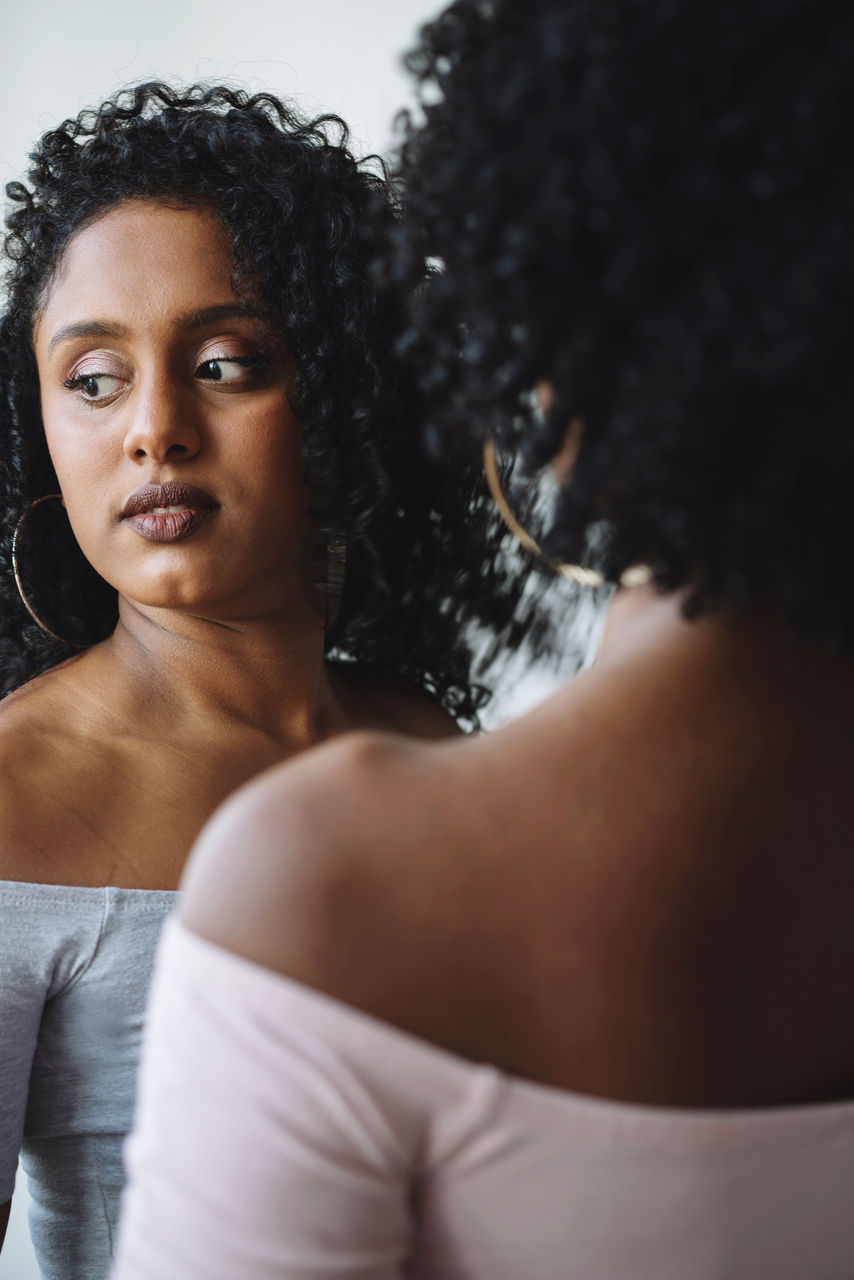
[0,81,525,721]
[387,0,854,651]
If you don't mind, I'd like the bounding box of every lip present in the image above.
[121,482,219,544]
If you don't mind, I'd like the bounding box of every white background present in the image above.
[0,2,565,1273]
[0,0,442,185]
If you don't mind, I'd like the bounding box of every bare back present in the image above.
[184,590,854,1109]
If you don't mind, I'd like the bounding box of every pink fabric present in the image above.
[113,918,854,1279]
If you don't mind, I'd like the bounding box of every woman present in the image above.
[115,4,854,1278]
[0,82,516,1280]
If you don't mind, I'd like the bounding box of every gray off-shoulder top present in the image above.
[0,881,177,1280]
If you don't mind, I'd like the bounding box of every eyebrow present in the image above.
[47,302,272,356]
[47,320,126,355]
[183,302,271,330]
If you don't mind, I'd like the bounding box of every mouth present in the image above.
[121,482,219,544]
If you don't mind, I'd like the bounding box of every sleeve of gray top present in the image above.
[0,903,50,1201]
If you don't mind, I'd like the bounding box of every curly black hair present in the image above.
[388,0,854,650]
[0,81,530,721]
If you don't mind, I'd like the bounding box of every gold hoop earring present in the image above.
[483,439,651,589]
[11,494,84,647]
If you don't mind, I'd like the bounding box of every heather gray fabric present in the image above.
[0,882,176,1280]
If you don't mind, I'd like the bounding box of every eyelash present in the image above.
[63,372,117,397]
[195,354,269,381]
[62,354,269,398]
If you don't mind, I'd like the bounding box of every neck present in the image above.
[595,581,783,675]
[80,591,347,748]
[594,582,854,708]
[595,582,689,666]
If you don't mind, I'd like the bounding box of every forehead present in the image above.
[36,200,239,338]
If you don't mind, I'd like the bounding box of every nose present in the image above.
[123,378,202,464]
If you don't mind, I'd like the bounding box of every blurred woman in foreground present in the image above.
[115,4,854,1277]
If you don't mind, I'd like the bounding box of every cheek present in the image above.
[41,421,113,551]
[242,404,308,503]
[45,431,110,503]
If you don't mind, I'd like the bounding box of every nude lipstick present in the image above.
[121,482,219,544]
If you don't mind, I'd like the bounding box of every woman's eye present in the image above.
[64,372,124,401]
[196,355,267,384]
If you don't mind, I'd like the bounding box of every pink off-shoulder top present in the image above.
[113,917,854,1279]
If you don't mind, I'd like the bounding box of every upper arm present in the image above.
[0,1197,11,1251]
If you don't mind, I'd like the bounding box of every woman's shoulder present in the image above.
[0,674,64,796]
[176,707,693,1093]
[0,651,88,729]
[0,660,118,879]
[177,651,854,1106]
[0,724,64,881]
[184,668,668,936]
[179,728,464,981]
[177,677,657,973]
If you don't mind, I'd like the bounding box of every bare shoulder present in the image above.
[181,671,469,965]
[0,664,107,879]
[178,682,696,1037]
[0,653,88,742]
[180,728,460,979]
[0,678,64,848]
[178,651,849,1105]
[0,781,58,882]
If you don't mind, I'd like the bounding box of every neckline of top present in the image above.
[0,877,178,897]
[172,919,854,1128]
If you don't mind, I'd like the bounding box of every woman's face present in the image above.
[33,199,312,622]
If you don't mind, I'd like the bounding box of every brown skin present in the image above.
[183,583,854,1110]
[0,201,457,1244]
[0,199,457,889]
